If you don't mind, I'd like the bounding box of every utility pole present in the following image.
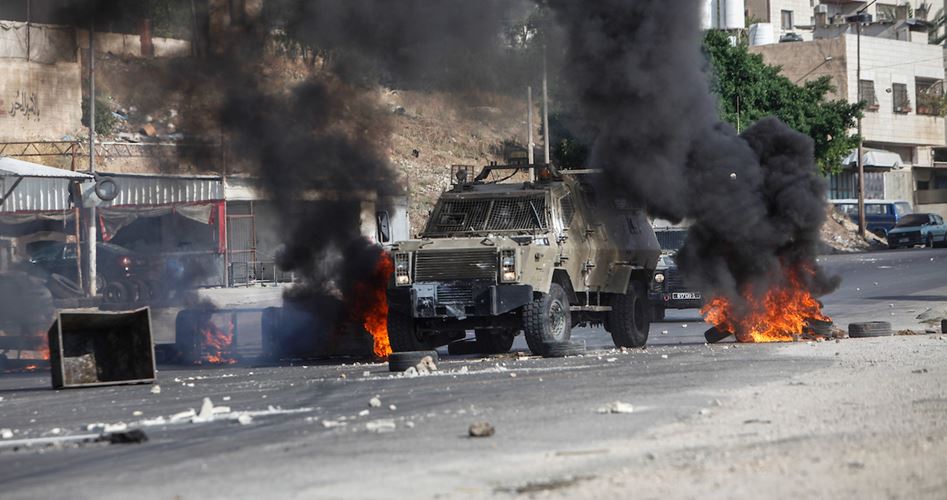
[527,86,535,181]
[849,0,877,239]
[542,44,550,166]
[87,24,97,296]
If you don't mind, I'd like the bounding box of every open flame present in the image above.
[352,251,394,358]
[200,320,237,364]
[701,266,829,342]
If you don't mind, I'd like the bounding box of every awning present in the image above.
[0,156,93,180]
[843,148,903,171]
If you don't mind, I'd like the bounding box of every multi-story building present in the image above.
[747,0,947,218]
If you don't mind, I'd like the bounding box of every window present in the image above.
[876,4,897,22]
[916,78,943,116]
[859,80,878,110]
[781,10,794,30]
[559,195,575,227]
[892,83,911,113]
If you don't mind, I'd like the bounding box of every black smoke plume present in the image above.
[546,0,839,308]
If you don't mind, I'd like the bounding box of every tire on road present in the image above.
[608,281,651,348]
[388,350,439,372]
[942,319,947,334]
[541,340,586,358]
[387,311,432,352]
[475,329,515,354]
[848,321,893,338]
[523,283,572,355]
[806,318,834,336]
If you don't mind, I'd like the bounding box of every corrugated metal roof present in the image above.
[0,177,77,213]
[96,172,224,207]
[0,156,93,179]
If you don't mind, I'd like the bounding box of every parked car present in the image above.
[26,241,161,302]
[886,213,947,249]
[831,199,913,238]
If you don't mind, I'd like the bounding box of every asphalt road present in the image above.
[1,248,945,499]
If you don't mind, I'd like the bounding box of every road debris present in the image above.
[597,401,635,414]
[98,429,148,445]
[322,419,347,429]
[366,419,396,433]
[1,429,13,439]
[369,396,382,408]
[469,422,495,438]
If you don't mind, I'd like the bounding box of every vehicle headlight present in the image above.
[500,249,517,283]
[654,273,665,283]
[393,252,411,286]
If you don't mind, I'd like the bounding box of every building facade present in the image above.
[748,1,947,218]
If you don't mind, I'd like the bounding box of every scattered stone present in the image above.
[140,123,157,137]
[363,371,371,377]
[388,404,397,411]
[338,373,347,380]
[369,397,382,408]
[366,419,396,433]
[358,409,370,417]
[196,398,215,422]
[698,409,711,416]
[469,422,495,438]
[405,421,416,429]
[222,396,231,401]
[0,429,12,439]
[321,420,346,429]
[403,366,419,378]
[510,373,517,378]
[132,410,143,417]
[237,414,253,425]
[597,401,635,414]
[416,356,438,373]
[661,354,669,359]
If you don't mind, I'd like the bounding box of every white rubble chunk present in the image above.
[321,420,346,428]
[403,367,419,378]
[150,385,161,394]
[366,419,396,433]
[369,396,382,408]
[170,409,197,423]
[237,414,253,425]
[358,409,370,417]
[597,401,635,414]
[0,429,12,439]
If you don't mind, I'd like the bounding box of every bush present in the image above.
[81,96,117,137]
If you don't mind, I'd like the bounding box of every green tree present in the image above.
[703,30,862,174]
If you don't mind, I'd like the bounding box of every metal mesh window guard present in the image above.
[424,195,547,236]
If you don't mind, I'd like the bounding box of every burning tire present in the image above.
[541,340,586,358]
[388,350,439,372]
[523,283,572,356]
[387,311,432,352]
[806,318,834,336]
[475,329,515,354]
[848,321,893,338]
[608,281,650,348]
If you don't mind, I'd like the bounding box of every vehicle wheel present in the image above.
[388,350,439,372]
[47,273,84,299]
[608,281,651,348]
[541,340,586,358]
[523,283,572,355]
[848,321,893,338]
[652,305,666,321]
[926,234,935,248]
[475,329,515,354]
[387,311,431,352]
[104,281,129,304]
[95,275,108,295]
[942,319,947,334]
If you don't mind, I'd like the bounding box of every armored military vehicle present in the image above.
[386,162,661,355]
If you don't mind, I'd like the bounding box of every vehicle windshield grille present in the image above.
[423,195,547,236]
[656,230,687,252]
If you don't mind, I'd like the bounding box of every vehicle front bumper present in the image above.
[648,291,704,310]
[388,281,533,319]
[888,231,923,247]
